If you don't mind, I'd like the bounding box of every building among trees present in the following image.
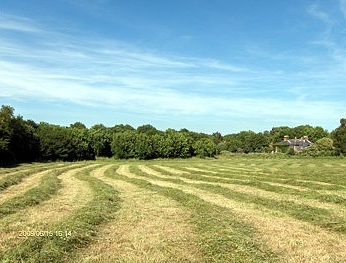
[274,135,313,153]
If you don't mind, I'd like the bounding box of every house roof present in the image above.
[274,138,313,147]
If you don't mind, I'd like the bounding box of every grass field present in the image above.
[0,156,345,263]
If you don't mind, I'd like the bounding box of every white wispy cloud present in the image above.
[340,0,346,20]
[0,13,41,33]
[1,11,345,131]
[307,5,335,26]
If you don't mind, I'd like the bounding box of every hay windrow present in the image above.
[0,164,98,252]
[139,165,345,218]
[0,163,81,204]
[23,164,98,223]
[153,164,190,175]
[118,164,346,263]
[77,164,201,263]
[1,159,346,263]
[0,170,52,204]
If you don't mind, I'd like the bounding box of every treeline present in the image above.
[0,105,345,165]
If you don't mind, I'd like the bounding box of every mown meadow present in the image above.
[0,156,345,263]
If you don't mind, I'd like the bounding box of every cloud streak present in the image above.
[0,13,41,33]
[1,11,345,132]
[340,0,346,20]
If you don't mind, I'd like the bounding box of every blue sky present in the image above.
[1,0,345,134]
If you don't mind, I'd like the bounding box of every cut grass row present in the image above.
[0,165,121,263]
[132,165,346,234]
[1,158,345,263]
[105,165,276,263]
[142,165,346,220]
[111,163,346,263]
[152,163,346,202]
[203,159,346,186]
[0,164,98,254]
[76,164,203,263]
[0,164,88,218]
[0,166,51,192]
[167,164,346,191]
[0,163,55,177]
[0,163,85,204]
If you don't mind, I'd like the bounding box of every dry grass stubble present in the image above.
[0,163,81,204]
[122,164,346,263]
[0,170,52,204]
[147,165,346,218]
[152,165,190,175]
[77,164,201,263]
[0,164,98,252]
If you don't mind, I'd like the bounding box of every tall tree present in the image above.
[70,127,95,160]
[70,122,87,129]
[158,129,192,158]
[0,106,15,164]
[135,133,157,160]
[111,131,137,159]
[194,138,217,157]
[37,123,75,161]
[89,124,112,157]
[212,131,223,145]
[331,118,346,155]
[137,124,160,136]
[9,117,40,162]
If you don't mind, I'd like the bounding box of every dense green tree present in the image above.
[89,124,112,157]
[270,126,292,143]
[194,138,217,157]
[135,133,158,160]
[0,106,40,164]
[236,131,256,153]
[1,105,344,164]
[222,134,242,152]
[331,118,346,155]
[0,106,14,152]
[111,131,137,159]
[70,122,87,129]
[112,124,135,133]
[69,127,95,160]
[9,117,41,162]
[37,123,94,161]
[37,123,72,161]
[301,137,335,157]
[158,129,192,158]
[137,124,160,136]
[292,125,328,142]
[246,132,267,152]
[0,106,15,164]
[212,131,223,145]
[270,125,329,144]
